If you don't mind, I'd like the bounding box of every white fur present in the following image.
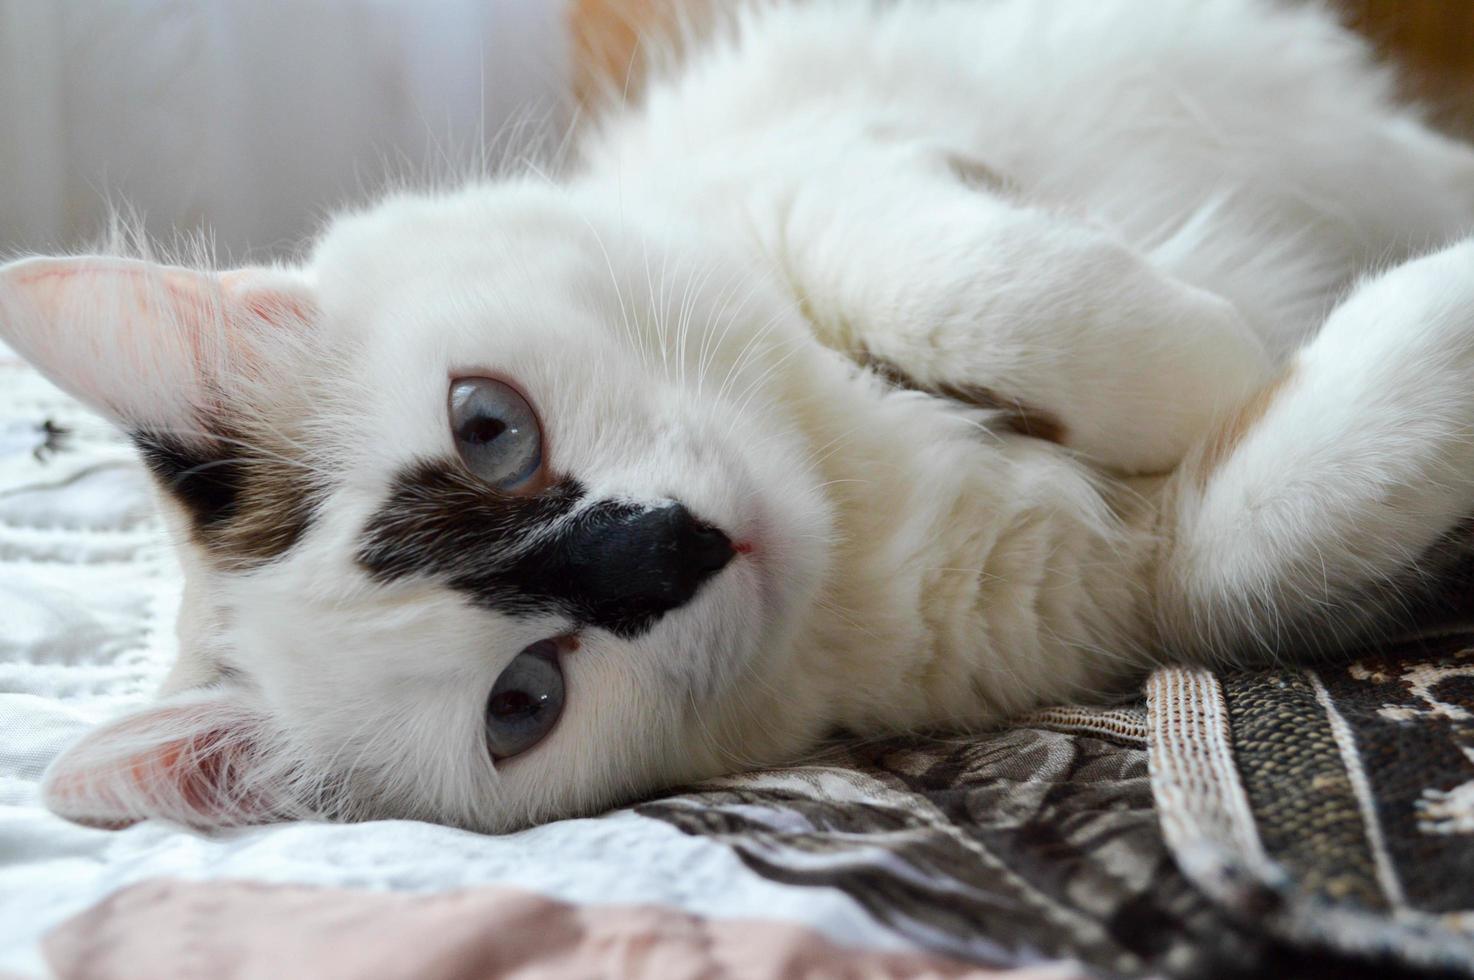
[6,0,1474,832]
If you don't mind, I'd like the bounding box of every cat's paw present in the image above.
[1052,278,1270,474]
[863,242,1271,475]
[1160,236,1474,660]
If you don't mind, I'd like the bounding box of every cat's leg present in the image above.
[1157,237,1474,662]
[774,161,1272,476]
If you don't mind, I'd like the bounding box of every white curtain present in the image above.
[0,0,570,260]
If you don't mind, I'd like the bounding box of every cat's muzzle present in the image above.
[554,501,735,636]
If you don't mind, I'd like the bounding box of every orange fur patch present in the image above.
[1194,367,1294,489]
[568,0,723,113]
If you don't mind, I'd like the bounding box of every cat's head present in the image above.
[1,182,835,831]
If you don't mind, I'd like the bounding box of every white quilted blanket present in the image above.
[0,348,890,978]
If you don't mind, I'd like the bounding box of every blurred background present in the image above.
[0,0,1471,263]
[0,0,568,262]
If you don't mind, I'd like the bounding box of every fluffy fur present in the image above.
[7,0,1474,832]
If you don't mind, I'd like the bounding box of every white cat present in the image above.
[5,0,1474,832]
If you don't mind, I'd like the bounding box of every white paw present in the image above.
[1057,280,1270,474]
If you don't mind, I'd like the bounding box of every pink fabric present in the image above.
[44,879,1083,980]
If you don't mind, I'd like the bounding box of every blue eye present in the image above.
[486,640,565,760]
[449,378,544,491]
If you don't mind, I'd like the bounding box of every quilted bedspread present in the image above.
[6,341,1474,980]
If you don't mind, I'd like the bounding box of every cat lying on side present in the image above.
[5,0,1474,832]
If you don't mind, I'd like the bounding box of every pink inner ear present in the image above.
[0,255,316,429]
[219,270,317,331]
[42,700,282,830]
[45,732,215,830]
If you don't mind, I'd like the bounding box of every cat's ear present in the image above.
[41,688,296,830]
[0,255,315,430]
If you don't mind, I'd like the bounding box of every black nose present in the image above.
[684,516,738,577]
[558,502,735,636]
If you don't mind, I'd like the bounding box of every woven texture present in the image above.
[1148,646,1474,974]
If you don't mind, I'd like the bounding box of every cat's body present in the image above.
[7,0,1474,832]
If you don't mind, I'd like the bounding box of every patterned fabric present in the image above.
[641,710,1388,977]
[1148,640,1474,975]
[637,642,1474,978]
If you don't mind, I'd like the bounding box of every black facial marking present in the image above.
[355,461,585,597]
[131,428,316,568]
[358,460,734,638]
[134,431,245,527]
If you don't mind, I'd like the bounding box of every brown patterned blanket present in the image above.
[1147,639,1474,977]
[637,673,1474,979]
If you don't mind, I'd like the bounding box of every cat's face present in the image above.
[1,183,834,831]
